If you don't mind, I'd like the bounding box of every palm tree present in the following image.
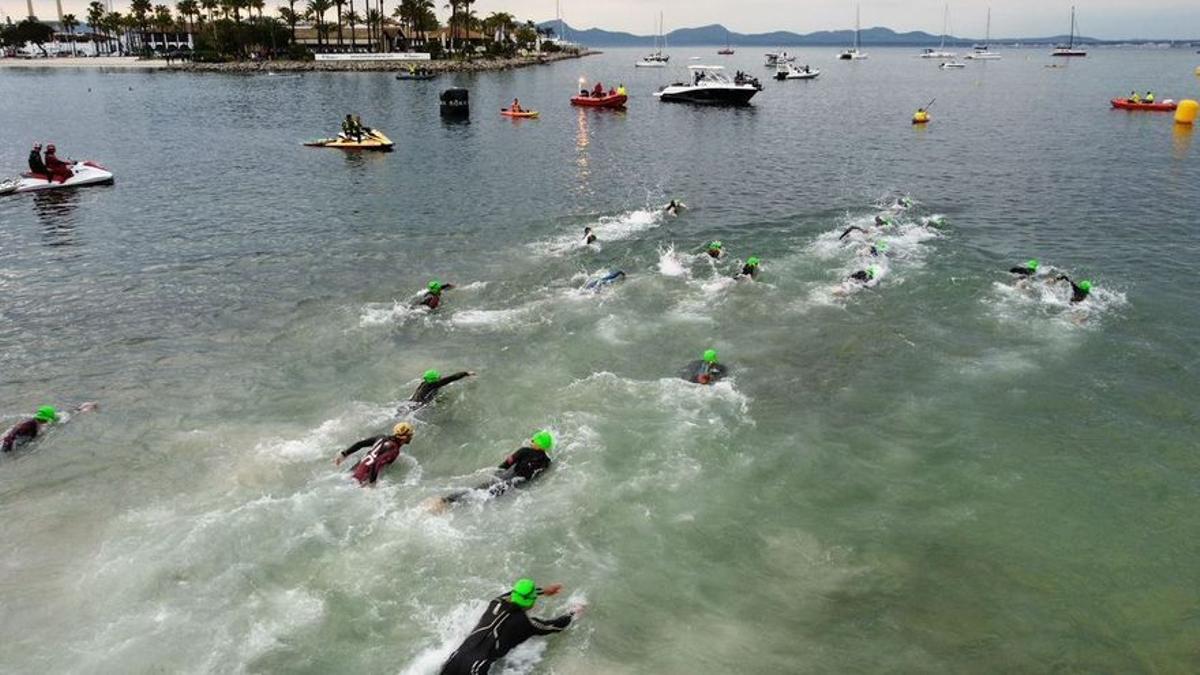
[199,0,217,23]
[103,11,125,54]
[365,7,382,51]
[331,0,344,47]
[346,8,359,50]
[86,2,106,53]
[249,0,264,20]
[279,6,299,43]
[61,13,79,55]
[306,0,332,47]
[444,0,458,51]
[175,0,198,34]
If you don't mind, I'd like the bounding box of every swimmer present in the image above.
[431,431,555,509]
[334,422,415,486]
[839,225,868,240]
[665,199,687,216]
[583,227,597,245]
[1054,275,1093,303]
[848,265,880,284]
[1009,259,1040,277]
[1,402,97,453]
[440,578,582,675]
[869,242,888,257]
[893,196,914,210]
[416,280,456,310]
[681,349,727,385]
[410,369,475,407]
[736,257,761,280]
[705,241,724,259]
[583,269,626,291]
[874,214,897,227]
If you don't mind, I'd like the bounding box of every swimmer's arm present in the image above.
[436,371,474,387]
[339,437,380,459]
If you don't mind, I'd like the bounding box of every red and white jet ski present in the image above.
[0,161,114,195]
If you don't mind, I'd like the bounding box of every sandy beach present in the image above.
[0,56,169,69]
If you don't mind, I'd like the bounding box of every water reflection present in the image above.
[574,108,591,198]
[1171,124,1192,161]
[33,190,80,247]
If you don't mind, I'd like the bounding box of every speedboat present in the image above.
[1,161,114,195]
[304,129,395,151]
[635,53,669,68]
[654,65,762,106]
[764,52,795,67]
[395,70,437,80]
[939,60,966,69]
[838,48,868,60]
[774,63,820,80]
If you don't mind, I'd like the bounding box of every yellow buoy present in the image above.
[1175,99,1199,125]
[1195,66,1200,76]
[912,110,930,125]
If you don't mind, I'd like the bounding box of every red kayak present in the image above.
[571,93,628,109]
[1111,98,1177,111]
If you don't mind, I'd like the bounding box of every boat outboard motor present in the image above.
[440,88,469,119]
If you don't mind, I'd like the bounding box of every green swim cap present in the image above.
[1078,280,1092,293]
[1026,259,1039,271]
[34,406,58,423]
[746,257,760,267]
[703,349,718,364]
[511,578,537,609]
[708,241,722,251]
[423,369,440,383]
[428,280,442,294]
[876,242,889,252]
[531,430,554,451]
[867,266,880,279]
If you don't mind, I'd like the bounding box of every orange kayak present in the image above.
[501,109,540,118]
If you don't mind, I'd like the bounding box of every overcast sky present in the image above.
[11,0,1200,40]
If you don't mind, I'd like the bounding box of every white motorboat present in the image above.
[0,161,114,195]
[654,65,762,106]
[774,63,820,80]
[764,51,796,67]
[939,60,966,69]
[838,5,869,60]
[964,8,1002,59]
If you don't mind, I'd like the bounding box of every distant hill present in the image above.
[537,21,1139,47]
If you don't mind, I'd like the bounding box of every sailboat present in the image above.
[964,7,1001,59]
[838,4,869,60]
[718,28,734,55]
[636,13,670,67]
[1051,6,1087,57]
[920,4,956,58]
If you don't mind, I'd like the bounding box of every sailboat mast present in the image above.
[855,4,861,50]
[985,7,990,47]
[1069,6,1075,49]
[940,3,947,50]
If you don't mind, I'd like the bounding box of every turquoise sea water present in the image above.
[1,47,1199,673]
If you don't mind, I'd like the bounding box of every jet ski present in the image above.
[1,161,114,195]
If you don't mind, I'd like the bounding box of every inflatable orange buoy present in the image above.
[1176,99,1199,125]
[912,110,930,124]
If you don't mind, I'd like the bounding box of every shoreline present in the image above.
[171,50,599,74]
[0,50,598,73]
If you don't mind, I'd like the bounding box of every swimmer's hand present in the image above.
[541,583,564,597]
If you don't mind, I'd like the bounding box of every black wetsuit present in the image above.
[680,360,728,385]
[410,371,471,405]
[1009,266,1037,277]
[28,150,47,176]
[440,594,573,675]
[737,265,758,280]
[849,270,874,283]
[839,226,868,240]
[444,446,551,503]
[584,231,597,245]
[1056,275,1090,303]
[1,418,40,453]
[584,270,625,290]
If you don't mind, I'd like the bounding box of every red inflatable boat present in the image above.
[571,93,628,109]
[1110,98,1177,111]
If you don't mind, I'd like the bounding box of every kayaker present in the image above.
[43,145,73,183]
[1144,91,1155,104]
[28,143,47,177]
[510,98,523,113]
[706,241,724,259]
[583,227,597,245]
[334,422,415,486]
[1054,275,1092,303]
[1009,259,1040,277]
[2,402,98,453]
[849,266,880,284]
[1129,91,1141,103]
[736,257,761,280]
[435,431,556,507]
[409,369,475,406]
[439,578,581,675]
[681,349,727,385]
[416,280,455,310]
